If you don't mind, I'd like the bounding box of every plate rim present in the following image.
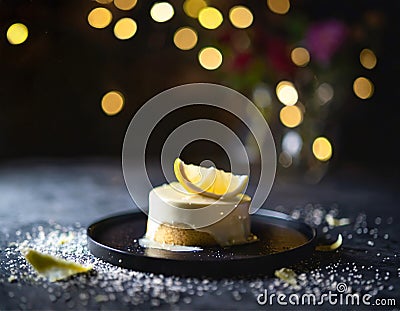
[87,209,317,262]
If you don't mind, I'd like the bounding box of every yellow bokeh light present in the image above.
[198,47,223,70]
[96,0,113,4]
[291,47,310,67]
[173,27,198,50]
[101,91,124,116]
[267,0,290,15]
[276,81,298,106]
[229,6,253,29]
[360,48,377,69]
[7,23,28,45]
[114,0,137,11]
[198,7,223,30]
[88,7,113,29]
[312,137,333,161]
[353,77,374,99]
[279,105,303,128]
[183,0,207,19]
[114,18,137,40]
[150,2,174,23]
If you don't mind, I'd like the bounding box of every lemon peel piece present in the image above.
[23,248,92,282]
[274,267,297,286]
[174,158,248,199]
[315,233,343,252]
[325,214,351,227]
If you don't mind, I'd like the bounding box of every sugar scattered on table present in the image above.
[0,204,398,308]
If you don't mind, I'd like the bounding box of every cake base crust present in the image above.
[153,224,218,246]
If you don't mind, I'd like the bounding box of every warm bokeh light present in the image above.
[282,131,302,156]
[252,85,272,108]
[183,0,207,19]
[229,6,253,29]
[360,48,377,69]
[317,83,334,104]
[101,91,124,116]
[96,0,113,4]
[88,7,112,29]
[198,47,223,70]
[353,77,374,99]
[267,0,290,15]
[114,0,137,11]
[276,81,298,106]
[173,27,198,50]
[114,18,137,40]
[150,2,174,23]
[291,47,310,67]
[7,23,29,45]
[280,105,303,128]
[198,7,223,29]
[312,137,332,161]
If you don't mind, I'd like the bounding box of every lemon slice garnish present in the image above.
[173,158,248,199]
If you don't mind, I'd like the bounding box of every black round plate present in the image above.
[87,209,316,278]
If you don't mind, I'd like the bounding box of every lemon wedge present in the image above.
[23,248,92,282]
[173,158,248,199]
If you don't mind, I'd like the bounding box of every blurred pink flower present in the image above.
[305,20,347,64]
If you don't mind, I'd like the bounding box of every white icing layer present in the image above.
[138,237,202,252]
[145,182,255,246]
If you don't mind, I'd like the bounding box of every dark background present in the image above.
[0,0,399,176]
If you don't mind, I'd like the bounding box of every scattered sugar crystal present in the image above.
[0,205,396,309]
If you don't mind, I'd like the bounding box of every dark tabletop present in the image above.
[0,158,399,310]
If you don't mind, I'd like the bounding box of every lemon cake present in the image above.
[142,158,257,248]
